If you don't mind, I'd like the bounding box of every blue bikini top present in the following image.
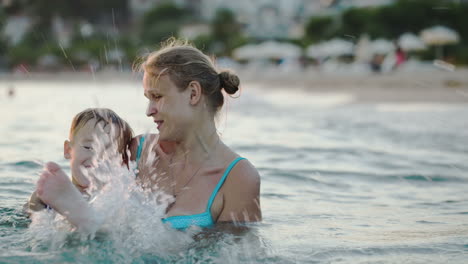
[135,136,246,229]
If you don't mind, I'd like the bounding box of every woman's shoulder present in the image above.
[229,157,260,186]
[218,145,259,182]
[220,151,260,191]
[217,154,262,222]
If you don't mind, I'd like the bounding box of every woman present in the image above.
[35,39,262,231]
[132,39,261,229]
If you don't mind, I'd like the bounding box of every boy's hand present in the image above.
[28,190,47,211]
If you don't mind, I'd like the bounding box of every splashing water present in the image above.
[5,128,269,263]
[24,150,199,261]
[21,134,272,262]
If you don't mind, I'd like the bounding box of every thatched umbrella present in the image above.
[420,26,459,59]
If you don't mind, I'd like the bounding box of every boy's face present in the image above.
[64,119,120,193]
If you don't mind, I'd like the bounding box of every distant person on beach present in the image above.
[393,44,406,70]
[36,38,262,232]
[28,108,133,229]
[370,54,384,73]
[7,85,15,98]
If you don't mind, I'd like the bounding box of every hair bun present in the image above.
[219,71,240,95]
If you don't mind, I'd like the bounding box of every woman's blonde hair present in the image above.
[137,38,240,113]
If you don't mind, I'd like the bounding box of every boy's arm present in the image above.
[37,162,101,234]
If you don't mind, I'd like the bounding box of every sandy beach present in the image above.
[2,67,468,103]
[241,67,468,103]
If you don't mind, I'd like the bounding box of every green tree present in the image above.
[338,8,378,38]
[304,16,336,43]
[373,0,449,39]
[0,9,6,58]
[192,34,216,53]
[302,0,468,63]
[140,3,189,46]
[210,8,246,56]
[6,31,63,66]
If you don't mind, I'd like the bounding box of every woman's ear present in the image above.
[64,140,71,159]
[188,81,202,105]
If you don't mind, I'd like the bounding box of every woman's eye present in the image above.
[82,146,93,150]
[152,95,162,100]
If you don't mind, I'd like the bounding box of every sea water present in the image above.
[1,78,468,263]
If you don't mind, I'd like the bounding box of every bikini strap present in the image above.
[205,157,246,212]
[136,136,146,164]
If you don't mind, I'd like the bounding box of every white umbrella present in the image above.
[420,25,460,59]
[306,44,324,58]
[233,42,301,60]
[398,33,426,51]
[321,38,354,57]
[281,43,302,58]
[233,44,259,60]
[420,26,459,45]
[257,41,302,59]
[306,44,323,58]
[108,48,125,62]
[306,38,354,58]
[370,39,395,54]
[37,54,60,68]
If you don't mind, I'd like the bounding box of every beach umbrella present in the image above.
[306,44,323,58]
[398,33,426,51]
[370,39,395,54]
[233,42,301,60]
[420,25,459,59]
[306,38,354,58]
[233,44,260,60]
[321,38,354,57]
[108,48,125,62]
[420,26,459,45]
[280,42,302,58]
[257,41,302,59]
[37,54,60,69]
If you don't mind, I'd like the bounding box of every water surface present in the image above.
[1,79,467,263]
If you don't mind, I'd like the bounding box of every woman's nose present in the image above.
[146,101,157,117]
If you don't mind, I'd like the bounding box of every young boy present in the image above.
[27,108,134,230]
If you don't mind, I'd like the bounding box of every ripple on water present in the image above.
[4,160,43,171]
[0,207,30,229]
[0,187,32,198]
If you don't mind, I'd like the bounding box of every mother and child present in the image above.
[26,39,262,232]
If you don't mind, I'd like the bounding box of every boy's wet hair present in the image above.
[69,108,134,166]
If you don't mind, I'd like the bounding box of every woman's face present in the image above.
[143,70,192,141]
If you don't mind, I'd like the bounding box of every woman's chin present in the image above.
[158,130,169,141]
[157,132,169,141]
